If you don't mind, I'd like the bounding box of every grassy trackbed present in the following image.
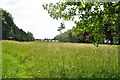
[2,40,119,78]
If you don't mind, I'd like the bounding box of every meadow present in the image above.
[2,40,119,78]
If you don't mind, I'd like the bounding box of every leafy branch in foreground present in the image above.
[43,1,120,46]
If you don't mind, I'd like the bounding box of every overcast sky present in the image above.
[0,0,75,39]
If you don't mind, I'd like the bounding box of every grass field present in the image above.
[0,41,2,79]
[2,40,119,78]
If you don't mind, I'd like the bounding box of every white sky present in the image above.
[0,0,74,39]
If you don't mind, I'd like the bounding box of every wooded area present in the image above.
[54,29,94,43]
[0,9,35,41]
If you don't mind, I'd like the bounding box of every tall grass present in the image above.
[0,41,2,79]
[2,40,119,78]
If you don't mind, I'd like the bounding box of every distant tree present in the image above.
[27,31,35,41]
[54,29,94,43]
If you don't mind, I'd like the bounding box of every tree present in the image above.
[43,1,120,46]
[27,31,35,41]
[54,30,74,42]
[0,9,35,41]
[54,29,94,43]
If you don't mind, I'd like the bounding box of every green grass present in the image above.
[0,41,2,79]
[2,40,119,78]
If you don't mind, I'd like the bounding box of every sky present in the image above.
[0,0,75,39]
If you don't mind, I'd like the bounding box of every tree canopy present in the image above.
[0,9,35,41]
[43,1,120,46]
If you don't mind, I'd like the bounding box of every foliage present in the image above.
[2,40,119,78]
[0,9,35,41]
[43,1,120,46]
[54,29,94,43]
[54,30,74,42]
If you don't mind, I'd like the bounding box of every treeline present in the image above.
[54,29,94,43]
[0,9,35,41]
[54,28,118,44]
